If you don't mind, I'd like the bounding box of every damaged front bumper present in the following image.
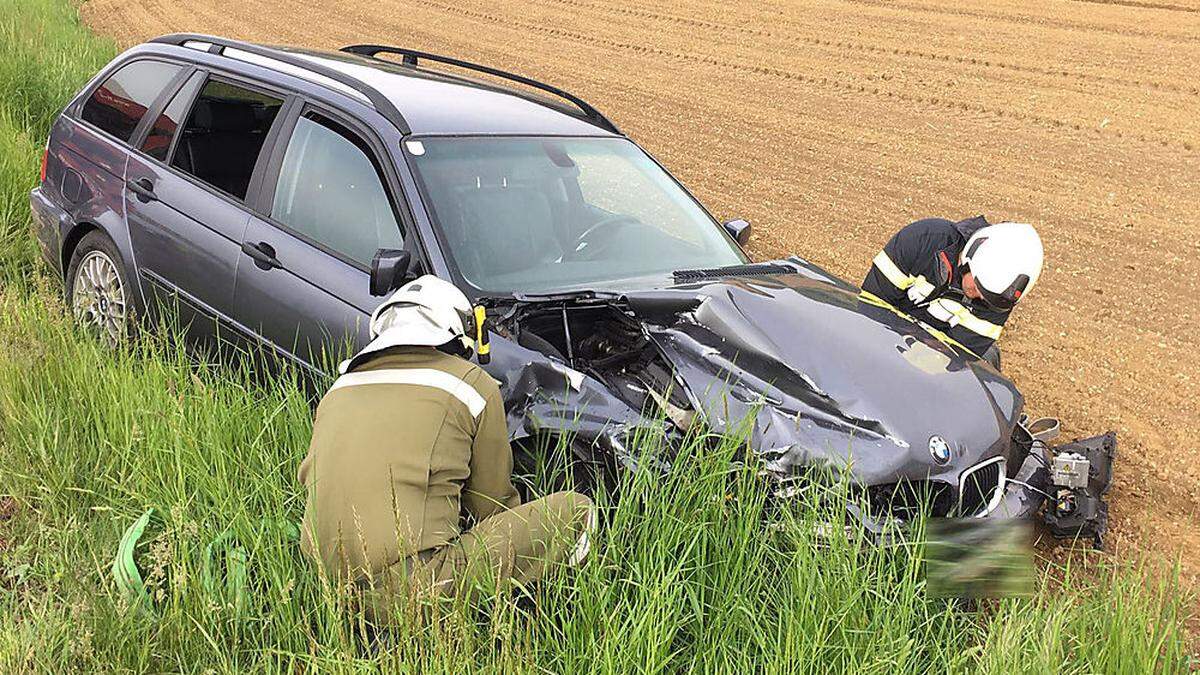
[801,428,1117,549]
[984,431,1116,548]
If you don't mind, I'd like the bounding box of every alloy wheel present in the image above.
[72,250,128,343]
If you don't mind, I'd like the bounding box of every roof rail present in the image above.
[149,33,413,134]
[340,45,620,134]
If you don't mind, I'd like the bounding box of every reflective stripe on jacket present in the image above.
[862,217,1010,355]
[298,346,520,582]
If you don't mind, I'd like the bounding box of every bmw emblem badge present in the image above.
[928,436,951,464]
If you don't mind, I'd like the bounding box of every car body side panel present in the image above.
[48,117,133,282]
[29,189,68,273]
[232,215,374,371]
[124,151,251,340]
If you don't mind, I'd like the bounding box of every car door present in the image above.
[231,104,408,373]
[124,71,290,345]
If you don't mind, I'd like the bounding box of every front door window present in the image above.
[270,112,402,266]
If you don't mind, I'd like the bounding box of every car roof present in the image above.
[141,37,620,137]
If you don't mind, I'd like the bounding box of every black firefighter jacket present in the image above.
[861,216,1011,356]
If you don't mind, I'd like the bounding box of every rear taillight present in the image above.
[39,146,49,184]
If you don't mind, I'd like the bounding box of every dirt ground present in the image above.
[80,0,1198,586]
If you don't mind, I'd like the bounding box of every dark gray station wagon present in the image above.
[30,34,1113,538]
[32,34,752,370]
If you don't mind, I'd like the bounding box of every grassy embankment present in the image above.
[0,0,1193,671]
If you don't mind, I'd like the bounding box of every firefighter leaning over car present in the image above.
[298,275,596,619]
[862,216,1044,369]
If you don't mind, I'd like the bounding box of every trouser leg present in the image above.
[360,491,595,620]
[426,490,596,599]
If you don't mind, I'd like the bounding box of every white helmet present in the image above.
[960,222,1043,311]
[340,276,475,372]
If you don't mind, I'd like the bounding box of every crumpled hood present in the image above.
[625,267,1023,485]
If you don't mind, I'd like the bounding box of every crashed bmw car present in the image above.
[33,35,1112,542]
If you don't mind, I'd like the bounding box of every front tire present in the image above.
[65,230,139,344]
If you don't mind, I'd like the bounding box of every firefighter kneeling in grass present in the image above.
[298,276,596,617]
[862,216,1044,369]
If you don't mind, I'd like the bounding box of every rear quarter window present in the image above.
[80,60,183,143]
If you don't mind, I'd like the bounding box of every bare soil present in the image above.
[81,0,1199,586]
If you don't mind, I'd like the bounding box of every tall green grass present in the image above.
[0,0,115,285]
[0,108,42,283]
[0,0,115,141]
[0,0,1193,671]
[0,289,1191,672]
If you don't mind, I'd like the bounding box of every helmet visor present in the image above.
[975,273,1030,312]
[977,286,1017,311]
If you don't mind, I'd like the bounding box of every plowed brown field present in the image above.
[80,0,1199,585]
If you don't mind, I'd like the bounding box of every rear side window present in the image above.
[80,60,183,143]
[270,113,402,265]
[170,79,283,200]
[140,72,204,162]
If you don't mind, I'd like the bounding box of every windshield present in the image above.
[406,137,748,294]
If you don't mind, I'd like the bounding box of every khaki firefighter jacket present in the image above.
[298,346,520,582]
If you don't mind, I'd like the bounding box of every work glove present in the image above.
[927,298,967,327]
[907,275,938,304]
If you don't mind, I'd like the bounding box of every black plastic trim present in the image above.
[149,33,413,135]
[340,44,619,134]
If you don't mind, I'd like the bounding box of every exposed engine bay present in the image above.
[505,303,695,430]
[477,259,1115,547]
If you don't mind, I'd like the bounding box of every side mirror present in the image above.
[723,218,752,246]
[369,248,412,296]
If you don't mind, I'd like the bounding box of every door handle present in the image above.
[241,241,282,270]
[125,177,157,202]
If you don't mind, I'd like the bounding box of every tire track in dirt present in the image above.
[426,0,1196,151]
[542,0,1200,97]
[1068,0,1200,11]
[837,0,1200,43]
